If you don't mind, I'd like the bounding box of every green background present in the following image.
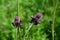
[0,0,60,40]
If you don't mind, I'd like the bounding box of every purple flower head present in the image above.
[15,16,19,21]
[30,13,42,25]
[12,20,23,29]
[36,13,42,19]
[12,16,23,29]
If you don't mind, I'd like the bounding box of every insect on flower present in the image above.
[12,16,23,29]
[30,13,42,25]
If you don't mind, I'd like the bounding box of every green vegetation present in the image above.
[0,0,60,40]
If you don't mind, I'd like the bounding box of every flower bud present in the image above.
[30,13,42,25]
[36,13,42,19]
[15,16,19,21]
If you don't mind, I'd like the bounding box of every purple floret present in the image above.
[12,16,23,29]
[31,16,35,19]
[36,13,42,19]
[15,16,19,21]
[30,13,42,25]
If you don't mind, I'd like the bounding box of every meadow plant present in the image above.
[12,16,23,28]
[30,13,42,25]
[23,13,42,40]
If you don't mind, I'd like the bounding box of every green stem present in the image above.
[52,0,59,40]
[17,0,19,16]
[28,33,31,40]
[16,0,20,40]
[16,27,18,40]
[25,23,33,37]
[23,23,33,40]
[22,24,25,40]
[16,27,20,40]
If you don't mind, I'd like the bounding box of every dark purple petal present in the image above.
[20,20,22,23]
[50,20,53,24]
[31,16,35,19]
[12,22,15,26]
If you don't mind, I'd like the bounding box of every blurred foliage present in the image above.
[0,0,60,40]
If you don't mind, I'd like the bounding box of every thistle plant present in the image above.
[12,0,43,40]
[30,13,42,25]
[12,16,23,28]
[12,0,23,40]
[12,16,23,40]
[23,13,42,40]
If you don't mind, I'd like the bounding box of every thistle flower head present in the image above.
[36,13,42,19]
[15,16,19,21]
[12,16,23,29]
[30,13,42,25]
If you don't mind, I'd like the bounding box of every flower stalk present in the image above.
[23,13,42,40]
[25,23,33,36]
[23,23,33,40]
[16,0,20,40]
[52,0,59,40]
